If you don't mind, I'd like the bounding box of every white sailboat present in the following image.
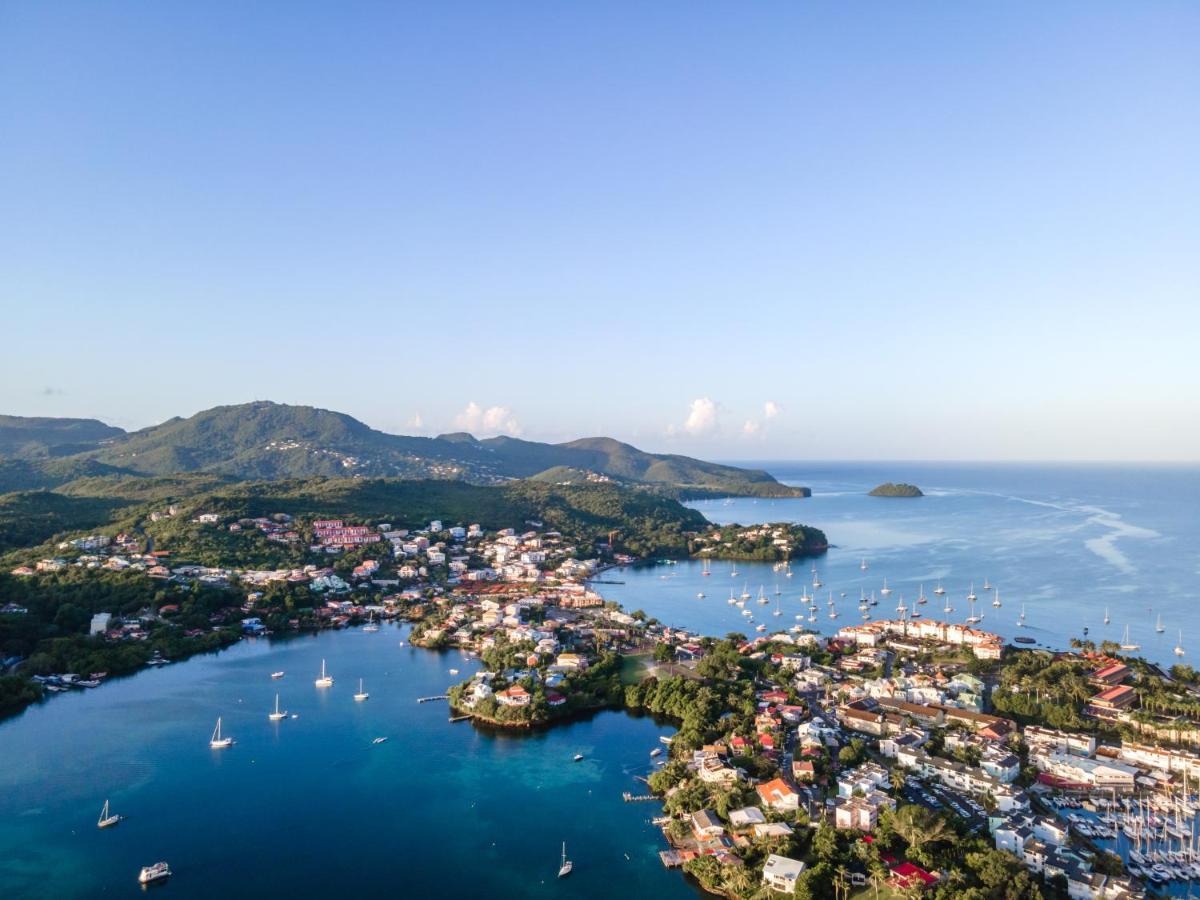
[758,586,769,605]
[354,678,369,702]
[1175,630,1186,657]
[896,594,907,616]
[315,658,333,687]
[965,599,983,625]
[98,799,123,829]
[933,580,945,596]
[1156,614,1165,634]
[879,578,892,597]
[558,842,573,877]
[1104,607,1111,625]
[983,576,991,591]
[741,583,751,600]
[727,590,737,605]
[942,594,953,614]
[696,591,705,599]
[860,558,868,571]
[1120,624,1141,652]
[917,584,927,605]
[967,582,977,603]
[702,558,711,577]
[773,596,782,617]
[268,693,288,720]
[992,589,1002,608]
[209,717,233,749]
[1017,604,1026,626]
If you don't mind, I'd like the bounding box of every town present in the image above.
[6,506,1200,899]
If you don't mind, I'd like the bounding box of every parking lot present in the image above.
[901,777,988,831]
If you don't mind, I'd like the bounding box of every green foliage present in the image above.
[868,482,924,497]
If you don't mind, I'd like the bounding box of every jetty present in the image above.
[417,695,449,703]
[623,792,656,802]
[448,714,472,723]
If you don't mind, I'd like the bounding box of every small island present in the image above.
[868,482,923,498]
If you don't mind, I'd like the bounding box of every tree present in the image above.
[890,804,955,866]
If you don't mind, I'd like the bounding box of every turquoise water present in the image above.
[3,462,1197,897]
[601,463,1200,667]
[0,625,688,899]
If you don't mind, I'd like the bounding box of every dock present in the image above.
[623,792,656,802]
[448,714,472,723]
[417,695,449,703]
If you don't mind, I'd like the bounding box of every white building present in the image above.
[761,855,806,893]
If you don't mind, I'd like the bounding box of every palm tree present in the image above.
[892,804,954,861]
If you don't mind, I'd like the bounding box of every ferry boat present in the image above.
[271,671,285,679]
[314,659,333,688]
[210,717,233,749]
[558,842,573,878]
[138,862,171,885]
[268,693,288,720]
[97,799,123,829]
[354,678,369,702]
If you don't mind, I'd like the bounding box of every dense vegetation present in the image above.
[694,522,828,560]
[0,403,805,496]
[868,482,924,497]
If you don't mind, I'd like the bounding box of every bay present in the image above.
[600,463,1200,668]
[0,625,686,899]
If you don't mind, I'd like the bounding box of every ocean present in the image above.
[600,463,1200,668]
[1,462,1196,897]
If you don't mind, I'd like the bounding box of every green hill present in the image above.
[49,402,807,496]
[0,415,124,459]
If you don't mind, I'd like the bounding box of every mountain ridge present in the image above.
[0,402,808,497]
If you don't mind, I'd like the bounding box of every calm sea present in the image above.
[0,626,685,899]
[603,462,1200,667]
[1,462,1196,897]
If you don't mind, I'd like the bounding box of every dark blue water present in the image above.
[601,463,1200,667]
[0,625,686,899]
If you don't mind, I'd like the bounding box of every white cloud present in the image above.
[454,401,523,437]
[680,397,719,437]
[740,400,782,440]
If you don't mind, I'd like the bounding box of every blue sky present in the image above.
[1,2,1197,460]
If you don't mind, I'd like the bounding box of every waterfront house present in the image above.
[691,809,724,841]
[761,854,806,893]
[496,685,531,707]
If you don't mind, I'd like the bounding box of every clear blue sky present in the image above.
[2,2,1197,460]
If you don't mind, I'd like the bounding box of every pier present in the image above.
[623,792,656,802]
[417,695,449,703]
